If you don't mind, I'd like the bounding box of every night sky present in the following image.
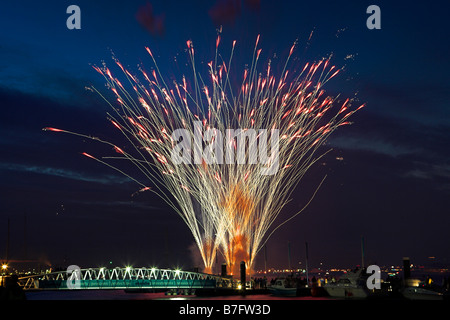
[1,0,449,273]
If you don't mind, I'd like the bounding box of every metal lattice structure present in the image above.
[18,267,234,290]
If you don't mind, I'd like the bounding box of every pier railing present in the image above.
[18,267,234,290]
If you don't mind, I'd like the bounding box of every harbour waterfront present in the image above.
[25,290,329,300]
[5,258,449,301]
[21,266,449,301]
[5,263,449,319]
[20,288,448,320]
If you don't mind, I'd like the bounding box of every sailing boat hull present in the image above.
[324,285,368,299]
[268,286,298,297]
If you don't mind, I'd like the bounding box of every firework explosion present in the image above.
[45,34,363,276]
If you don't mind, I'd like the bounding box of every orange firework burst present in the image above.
[218,183,255,275]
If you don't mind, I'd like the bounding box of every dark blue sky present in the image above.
[1,0,449,272]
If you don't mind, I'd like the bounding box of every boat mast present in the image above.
[287,241,291,271]
[264,245,267,274]
[305,241,309,286]
[361,236,365,269]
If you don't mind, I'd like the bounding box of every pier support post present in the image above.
[403,257,411,280]
[221,263,227,277]
[240,261,246,290]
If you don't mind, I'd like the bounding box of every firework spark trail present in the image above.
[45,34,363,275]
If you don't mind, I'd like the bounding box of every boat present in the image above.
[324,268,369,299]
[268,278,298,297]
[400,286,444,300]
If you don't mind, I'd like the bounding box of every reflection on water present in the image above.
[26,290,330,300]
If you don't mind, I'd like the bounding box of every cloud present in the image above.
[208,0,261,26]
[405,163,450,180]
[135,2,165,37]
[328,136,421,158]
[360,81,450,127]
[0,40,101,108]
[68,199,160,211]
[403,163,450,193]
[0,162,131,185]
